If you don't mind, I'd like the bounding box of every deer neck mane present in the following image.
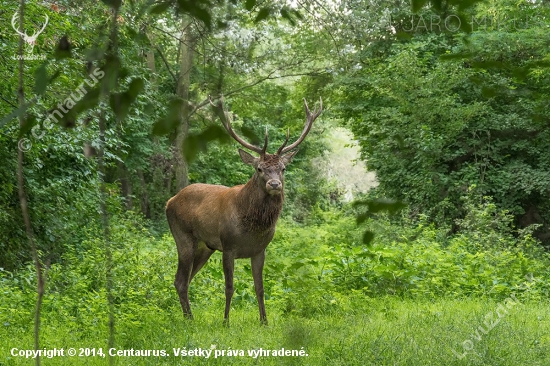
[237,174,283,232]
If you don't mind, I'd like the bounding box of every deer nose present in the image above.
[268,180,281,190]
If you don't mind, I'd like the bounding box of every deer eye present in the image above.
[282,168,286,173]
[257,167,262,173]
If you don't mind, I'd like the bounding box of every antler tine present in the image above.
[278,97,322,155]
[276,128,290,155]
[33,14,49,37]
[210,95,265,155]
[11,13,26,37]
[261,126,268,155]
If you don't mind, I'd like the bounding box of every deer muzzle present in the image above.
[266,179,282,195]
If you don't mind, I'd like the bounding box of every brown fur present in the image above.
[237,174,283,232]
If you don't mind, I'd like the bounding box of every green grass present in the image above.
[2,210,549,365]
[1,296,549,365]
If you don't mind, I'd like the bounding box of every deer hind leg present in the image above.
[251,250,267,325]
[190,242,215,281]
[173,231,197,319]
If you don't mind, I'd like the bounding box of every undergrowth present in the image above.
[1,198,550,364]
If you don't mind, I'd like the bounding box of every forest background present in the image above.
[1,0,550,364]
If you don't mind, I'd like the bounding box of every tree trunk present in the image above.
[137,169,151,219]
[16,2,46,365]
[174,18,195,191]
[145,33,157,87]
[146,50,156,83]
[117,161,133,210]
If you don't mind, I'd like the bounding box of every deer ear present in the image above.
[238,149,259,167]
[280,149,298,166]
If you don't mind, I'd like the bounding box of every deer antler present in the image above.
[11,13,27,38]
[31,15,49,40]
[11,13,48,47]
[276,128,290,155]
[277,97,322,155]
[210,96,268,155]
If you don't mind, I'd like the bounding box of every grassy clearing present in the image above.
[2,210,549,365]
[1,297,549,365]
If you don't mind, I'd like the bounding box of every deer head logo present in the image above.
[11,12,49,54]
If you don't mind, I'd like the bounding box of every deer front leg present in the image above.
[251,250,267,325]
[222,251,235,324]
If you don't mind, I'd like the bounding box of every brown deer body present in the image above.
[166,97,322,324]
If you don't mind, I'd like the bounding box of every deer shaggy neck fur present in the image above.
[237,173,283,231]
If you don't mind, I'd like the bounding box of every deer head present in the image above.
[210,96,323,196]
[12,12,49,53]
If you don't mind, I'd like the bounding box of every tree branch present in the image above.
[154,46,177,83]
[0,94,17,108]
[187,69,326,119]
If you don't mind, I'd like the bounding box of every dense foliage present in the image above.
[331,0,550,241]
[1,0,550,364]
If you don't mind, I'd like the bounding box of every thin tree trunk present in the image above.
[146,45,157,87]
[16,2,45,365]
[174,18,195,191]
[117,161,133,210]
[165,168,173,195]
[98,110,114,366]
[103,8,120,366]
[137,169,151,218]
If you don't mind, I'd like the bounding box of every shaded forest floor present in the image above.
[1,297,550,365]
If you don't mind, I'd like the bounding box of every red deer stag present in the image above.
[166,97,322,324]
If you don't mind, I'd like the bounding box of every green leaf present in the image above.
[182,135,199,163]
[54,36,72,60]
[0,99,37,129]
[245,0,256,11]
[289,262,305,270]
[291,9,303,20]
[439,52,472,61]
[101,55,121,92]
[395,31,412,40]
[240,126,261,146]
[411,0,429,13]
[280,8,296,26]
[481,86,497,98]
[363,231,375,245]
[176,0,212,29]
[152,99,185,135]
[125,26,150,44]
[430,0,443,11]
[512,67,529,80]
[72,88,102,114]
[353,198,406,214]
[110,93,130,121]
[18,115,37,138]
[150,1,172,14]
[457,0,482,11]
[58,109,77,128]
[254,7,271,23]
[85,48,105,61]
[101,0,122,9]
[471,60,506,70]
[356,213,369,225]
[34,65,49,95]
[183,125,231,163]
[457,13,473,34]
